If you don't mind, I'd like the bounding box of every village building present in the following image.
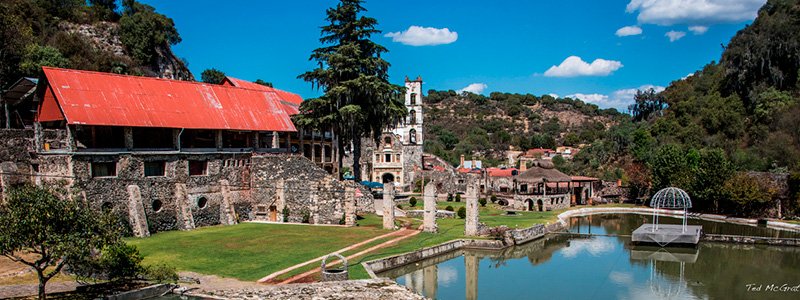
[512,160,573,211]
[0,67,373,237]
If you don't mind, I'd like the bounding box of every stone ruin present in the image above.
[423,181,438,233]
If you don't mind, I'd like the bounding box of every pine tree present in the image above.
[297,0,406,181]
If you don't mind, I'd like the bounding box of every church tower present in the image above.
[393,76,423,145]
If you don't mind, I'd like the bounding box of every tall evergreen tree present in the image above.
[297,0,406,181]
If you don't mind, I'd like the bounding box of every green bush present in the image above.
[409,197,417,207]
[282,207,289,222]
[479,198,487,207]
[455,194,461,202]
[144,264,178,283]
[100,243,143,280]
[301,211,310,224]
[491,195,498,203]
[447,193,453,202]
[445,205,454,212]
[457,207,466,219]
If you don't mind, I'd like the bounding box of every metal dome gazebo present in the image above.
[650,187,692,233]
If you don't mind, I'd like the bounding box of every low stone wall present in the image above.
[363,240,464,277]
[702,234,800,246]
[405,209,455,219]
[507,224,547,244]
[188,278,424,300]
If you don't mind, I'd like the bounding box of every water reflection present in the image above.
[386,214,800,300]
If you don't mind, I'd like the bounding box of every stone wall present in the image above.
[512,194,570,211]
[0,129,34,203]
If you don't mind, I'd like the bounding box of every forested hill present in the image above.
[0,0,192,90]
[562,0,800,217]
[422,90,625,166]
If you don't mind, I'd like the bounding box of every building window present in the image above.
[409,129,417,144]
[410,93,417,105]
[189,160,207,176]
[144,161,166,177]
[385,154,392,163]
[197,196,208,209]
[375,154,380,162]
[409,110,416,125]
[91,162,116,177]
[152,199,163,212]
[384,137,392,145]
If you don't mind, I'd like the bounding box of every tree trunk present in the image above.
[353,137,362,182]
[36,269,46,300]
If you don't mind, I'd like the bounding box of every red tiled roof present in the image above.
[223,77,302,115]
[38,67,296,132]
[487,168,518,177]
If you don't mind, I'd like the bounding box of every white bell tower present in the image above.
[393,76,423,145]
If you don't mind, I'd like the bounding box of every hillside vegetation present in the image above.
[0,0,192,90]
[566,0,800,217]
[423,90,624,166]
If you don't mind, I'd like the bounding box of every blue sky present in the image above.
[139,0,765,111]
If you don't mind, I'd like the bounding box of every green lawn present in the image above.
[127,218,388,281]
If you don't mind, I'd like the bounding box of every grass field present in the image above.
[128,202,636,281]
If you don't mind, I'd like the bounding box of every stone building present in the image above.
[512,161,573,212]
[352,76,424,189]
[0,67,372,237]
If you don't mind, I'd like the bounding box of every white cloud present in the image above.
[458,83,488,94]
[616,25,643,37]
[384,26,458,46]
[568,84,665,110]
[560,238,615,258]
[665,30,686,42]
[544,56,623,77]
[682,72,695,80]
[626,0,766,26]
[688,25,709,34]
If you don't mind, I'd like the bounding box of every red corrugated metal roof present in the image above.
[223,77,302,115]
[38,67,296,132]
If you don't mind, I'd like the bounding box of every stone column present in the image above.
[423,181,438,233]
[382,183,395,230]
[423,265,438,299]
[126,185,150,237]
[276,179,286,222]
[215,130,223,150]
[272,131,279,149]
[219,179,237,225]
[465,178,479,236]
[344,184,357,226]
[124,127,134,150]
[174,183,195,230]
[465,253,479,300]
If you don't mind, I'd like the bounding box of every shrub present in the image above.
[100,243,144,280]
[282,207,289,222]
[479,198,487,207]
[301,211,310,223]
[445,205,454,212]
[447,193,453,202]
[455,194,461,202]
[144,264,178,283]
[457,207,466,219]
[409,197,417,207]
[491,195,498,203]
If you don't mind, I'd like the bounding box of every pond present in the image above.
[381,214,800,300]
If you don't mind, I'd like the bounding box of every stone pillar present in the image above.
[272,131,279,149]
[219,179,237,225]
[174,183,195,230]
[423,181,438,233]
[344,184,357,226]
[382,183,395,230]
[215,130,224,150]
[126,185,150,237]
[465,253,479,300]
[465,178,479,236]
[276,179,286,222]
[124,127,133,150]
[423,265,438,299]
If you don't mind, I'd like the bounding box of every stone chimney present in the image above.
[472,159,477,169]
[520,160,527,172]
[460,154,465,168]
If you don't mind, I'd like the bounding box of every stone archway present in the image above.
[537,199,544,212]
[525,199,534,211]
[382,173,395,183]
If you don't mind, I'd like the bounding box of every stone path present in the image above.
[278,228,421,284]
[257,229,412,283]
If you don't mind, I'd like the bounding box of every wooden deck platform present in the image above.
[632,224,702,246]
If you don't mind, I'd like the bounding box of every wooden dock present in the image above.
[632,224,702,246]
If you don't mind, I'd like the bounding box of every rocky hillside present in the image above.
[0,0,193,89]
[422,90,624,166]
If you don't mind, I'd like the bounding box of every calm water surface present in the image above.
[383,214,800,300]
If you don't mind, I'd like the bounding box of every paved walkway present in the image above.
[257,229,413,283]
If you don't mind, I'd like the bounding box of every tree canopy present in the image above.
[201,68,226,84]
[296,0,405,180]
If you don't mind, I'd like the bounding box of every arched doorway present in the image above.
[382,173,395,183]
[525,199,534,211]
[537,199,544,212]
